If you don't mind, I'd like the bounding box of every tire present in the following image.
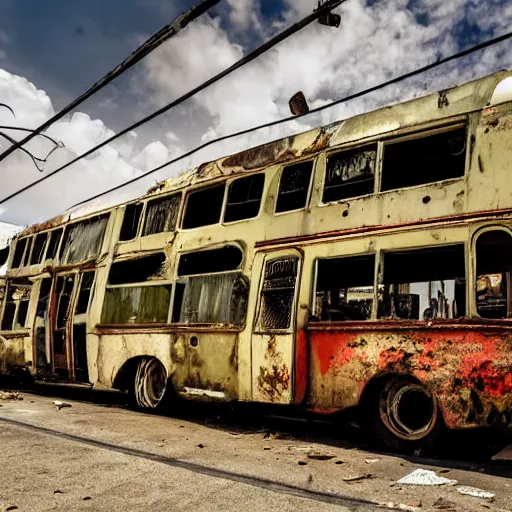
[131,358,170,411]
[368,376,443,453]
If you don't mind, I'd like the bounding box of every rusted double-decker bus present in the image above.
[1,70,512,450]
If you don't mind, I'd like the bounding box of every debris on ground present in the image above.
[197,444,205,449]
[297,461,308,466]
[0,391,23,400]
[1,505,19,511]
[365,458,381,464]
[491,444,512,461]
[383,502,421,512]
[53,401,72,410]
[307,450,335,461]
[342,474,374,483]
[396,469,457,486]
[432,497,457,511]
[456,486,495,499]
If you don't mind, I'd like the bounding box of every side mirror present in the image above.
[289,91,309,116]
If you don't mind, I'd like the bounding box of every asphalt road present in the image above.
[0,388,510,512]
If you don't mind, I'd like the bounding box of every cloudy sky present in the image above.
[0,0,511,236]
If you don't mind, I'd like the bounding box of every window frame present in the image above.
[181,182,227,230]
[274,159,315,216]
[472,225,512,320]
[102,252,173,325]
[118,202,145,243]
[222,173,265,225]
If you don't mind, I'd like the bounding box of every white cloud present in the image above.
[0,0,511,226]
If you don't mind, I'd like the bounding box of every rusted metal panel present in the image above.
[256,336,290,402]
[307,322,512,429]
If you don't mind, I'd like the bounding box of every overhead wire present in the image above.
[0,0,345,204]
[0,0,222,164]
[63,28,512,210]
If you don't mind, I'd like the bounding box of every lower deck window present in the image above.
[101,285,172,324]
[379,245,465,320]
[1,282,31,330]
[314,255,375,321]
[476,230,512,319]
[173,273,248,325]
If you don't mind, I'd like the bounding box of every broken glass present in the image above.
[142,194,181,236]
[60,215,108,265]
[275,162,313,213]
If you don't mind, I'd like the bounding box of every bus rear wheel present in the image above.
[132,357,168,410]
[370,377,442,452]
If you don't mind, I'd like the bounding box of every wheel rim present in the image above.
[134,358,167,409]
[379,380,438,441]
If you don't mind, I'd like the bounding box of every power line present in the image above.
[64,29,512,210]
[0,0,345,205]
[0,0,222,164]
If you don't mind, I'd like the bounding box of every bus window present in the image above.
[258,257,298,330]
[275,162,313,213]
[476,230,512,319]
[381,126,466,192]
[142,194,181,236]
[60,215,108,265]
[313,255,375,321]
[102,253,170,324]
[183,184,225,229]
[379,244,465,320]
[11,238,28,268]
[119,203,143,241]
[323,146,376,203]
[224,174,264,223]
[75,272,95,315]
[46,228,63,260]
[1,281,31,330]
[29,232,48,265]
[173,246,248,325]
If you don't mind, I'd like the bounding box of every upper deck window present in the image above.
[475,230,512,319]
[142,194,181,236]
[29,232,48,265]
[119,203,143,241]
[275,161,313,213]
[323,146,376,203]
[60,215,108,265]
[379,244,466,320]
[313,255,375,321]
[11,237,28,268]
[381,127,466,192]
[46,228,63,260]
[224,174,264,223]
[182,184,225,229]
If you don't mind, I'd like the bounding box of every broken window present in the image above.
[275,162,313,213]
[36,278,52,318]
[173,245,248,325]
[475,230,512,319]
[142,194,180,236]
[101,285,172,324]
[54,275,75,330]
[1,281,31,330]
[313,255,375,321]
[381,127,466,192]
[378,245,465,320]
[46,228,63,260]
[11,237,28,268]
[173,273,248,325]
[177,246,243,277]
[60,215,108,265]
[119,203,143,241]
[29,232,48,265]
[75,272,95,315]
[108,253,166,285]
[182,184,225,229]
[258,257,298,330]
[323,146,376,203]
[224,174,264,223]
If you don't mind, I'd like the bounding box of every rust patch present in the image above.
[223,137,294,170]
[19,213,69,237]
[257,337,290,401]
[301,128,334,156]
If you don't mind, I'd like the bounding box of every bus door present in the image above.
[251,249,302,404]
[50,271,94,382]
